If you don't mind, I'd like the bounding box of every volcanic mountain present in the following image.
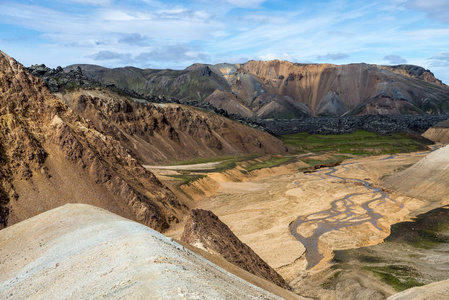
[67,60,449,119]
[0,50,185,231]
[0,50,288,231]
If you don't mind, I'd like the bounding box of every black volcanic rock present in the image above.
[262,114,449,136]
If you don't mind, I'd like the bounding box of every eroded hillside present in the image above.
[0,51,184,231]
[55,88,289,164]
[67,60,449,119]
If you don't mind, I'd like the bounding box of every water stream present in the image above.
[289,160,401,269]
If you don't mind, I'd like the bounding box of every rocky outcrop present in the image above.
[381,64,446,86]
[68,60,449,119]
[181,209,287,288]
[262,114,449,135]
[0,50,185,231]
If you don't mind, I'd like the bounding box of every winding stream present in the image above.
[289,159,402,269]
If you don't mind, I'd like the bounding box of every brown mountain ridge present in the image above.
[67,60,449,119]
[181,209,287,288]
[0,50,288,231]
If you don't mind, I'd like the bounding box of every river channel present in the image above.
[289,159,403,269]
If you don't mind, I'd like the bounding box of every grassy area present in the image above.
[167,155,260,173]
[165,174,207,184]
[322,271,342,289]
[168,155,252,166]
[282,130,429,155]
[386,206,449,249]
[363,266,424,291]
[244,156,294,172]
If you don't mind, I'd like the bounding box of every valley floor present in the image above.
[148,147,448,299]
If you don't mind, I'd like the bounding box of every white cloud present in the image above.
[258,53,297,62]
[383,54,407,64]
[317,53,349,61]
[0,0,448,82]
[406,0,449,23]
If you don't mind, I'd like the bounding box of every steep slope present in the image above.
[181,209,287,288]
[55,88,289,164]
[422,119,449,143]
[0,50,184,231]
[68,60,449,119]
[382,144,449,203]
[0,204,304,299]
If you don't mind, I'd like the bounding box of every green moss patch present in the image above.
[282,130,429,156]
[363,266,424,291]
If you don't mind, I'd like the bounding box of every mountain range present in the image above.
[66,60,449,119]
[0,50,287,232]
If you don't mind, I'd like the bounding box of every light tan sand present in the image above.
[170,150,434,285]
[0,204,301,299]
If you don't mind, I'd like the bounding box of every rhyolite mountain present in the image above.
[181,209,287,288]
[0,204,302,299]
[0,50,288,231]
[66,60,449,119]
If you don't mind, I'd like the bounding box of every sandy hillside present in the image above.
[422,119,449,143]
[0,204,305,299]
[383,144,449,204]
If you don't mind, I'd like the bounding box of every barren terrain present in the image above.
[159,147,444,298]
[0,204,305,299]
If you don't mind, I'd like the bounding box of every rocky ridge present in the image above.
[28,63,274,134]
[54,88,289,164]
[181,209,287,288]
[0,50,184,231]
[66,60,449,119]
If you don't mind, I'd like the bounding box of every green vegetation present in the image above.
[165,174,207,184]
[363,265,424,291]
[168,155,259,173]
[168,155,253,166]
[322,271,342,289]
[410,228,449,249]
[244,156,294,172]
[386,206,449,249]
[282,130,429,155]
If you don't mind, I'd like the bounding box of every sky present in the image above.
[1,0,449,83]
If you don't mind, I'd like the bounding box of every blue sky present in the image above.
[1,0,449,83]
